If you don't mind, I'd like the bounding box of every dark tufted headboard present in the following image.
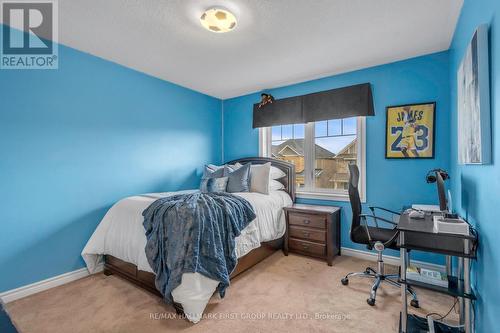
[227,157,296,202]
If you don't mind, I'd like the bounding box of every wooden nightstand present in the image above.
[283,204,341,266]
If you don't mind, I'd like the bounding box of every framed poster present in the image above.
[385,102,435,159]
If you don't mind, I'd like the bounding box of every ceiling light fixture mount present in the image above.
[200,7,237,33]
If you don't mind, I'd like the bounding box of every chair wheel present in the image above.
[341,278,349,285]
[367,298,375,306]
[410,299,419,308]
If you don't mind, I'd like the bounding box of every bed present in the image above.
[81,157,295,322]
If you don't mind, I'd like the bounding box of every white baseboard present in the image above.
[341,247,446,272]
[0,248,444,304]
[0,264,103,304]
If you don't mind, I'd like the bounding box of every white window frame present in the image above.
[259,117,366,202]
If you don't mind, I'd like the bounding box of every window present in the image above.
[260,117,365,201]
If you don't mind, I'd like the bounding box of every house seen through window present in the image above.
[265,117,361,197]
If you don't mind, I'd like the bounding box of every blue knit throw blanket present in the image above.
[143,192,256,303]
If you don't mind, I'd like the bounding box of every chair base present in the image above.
[341,266,419,307]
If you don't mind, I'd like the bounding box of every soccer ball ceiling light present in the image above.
[200,8,237,33]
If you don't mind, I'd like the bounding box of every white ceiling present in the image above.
[7,0,464,99]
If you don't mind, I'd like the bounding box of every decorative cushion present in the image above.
[203,165,225,177]
[206,164,224,172]
[204,177,229,193]
[206,164,238,172]
[224,163,251,193]
[249,162,271,194]
[200,165,226,192]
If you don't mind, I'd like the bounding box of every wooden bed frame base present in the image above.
[103,237,284,313]
[102,157,295,315]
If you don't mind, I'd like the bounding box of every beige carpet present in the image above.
[6,253,458,333]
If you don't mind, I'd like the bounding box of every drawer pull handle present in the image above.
[302,245,309,250]
[303,219,311,225]
[303,232,310,237]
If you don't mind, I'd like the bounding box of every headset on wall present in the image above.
[425,169,450,183]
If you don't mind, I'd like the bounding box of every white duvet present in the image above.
[82,190,292,322]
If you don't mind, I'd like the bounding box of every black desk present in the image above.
[397,211,477,333]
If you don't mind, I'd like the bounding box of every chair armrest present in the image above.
[359,215,399,248]
[369,206,401,216]
[359,214,398,226]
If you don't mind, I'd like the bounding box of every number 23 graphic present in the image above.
[390,125,429,151]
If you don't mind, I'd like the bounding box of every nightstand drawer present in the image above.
[289,238,326,256]
[284,204,340,266]
[288,212,326,229]
[289,225,326,243]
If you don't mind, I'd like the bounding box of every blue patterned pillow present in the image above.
[203,165,225,178]
[204,176,229,193]
[200,165,226,192]
[225,163,251,193]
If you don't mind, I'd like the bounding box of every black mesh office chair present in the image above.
[341,164,419,307]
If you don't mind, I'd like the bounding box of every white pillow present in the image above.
[249,162,271,194]
[269,179,285,191]
[235,162,285,180]
[270,166,286,180]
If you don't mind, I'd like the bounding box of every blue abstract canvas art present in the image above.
[457,24,491,164]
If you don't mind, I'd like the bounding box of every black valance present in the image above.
[252,95,303,128]
[252,83,374,128]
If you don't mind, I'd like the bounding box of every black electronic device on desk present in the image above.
[400,314,464,333]
[398,169,478,333]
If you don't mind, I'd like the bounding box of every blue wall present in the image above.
[0,42,222,292]
[449,1,500,332]
[2,6,498,330]
[224,52,451,264]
